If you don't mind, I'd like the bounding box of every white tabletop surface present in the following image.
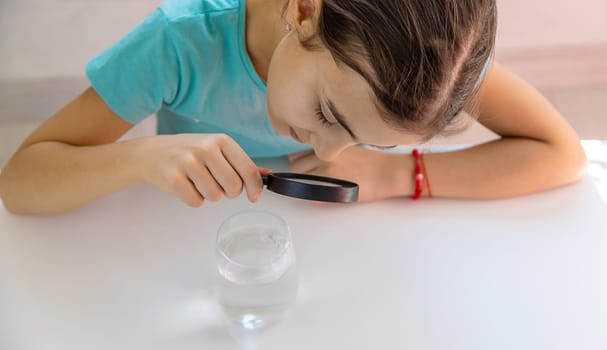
[1,144,606,350]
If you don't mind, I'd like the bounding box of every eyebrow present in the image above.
[325,98,360,142]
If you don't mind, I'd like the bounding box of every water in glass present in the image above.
[216,216,298,331]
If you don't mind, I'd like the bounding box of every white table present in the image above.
[1,144,606,350]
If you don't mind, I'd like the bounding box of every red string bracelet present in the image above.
[411,149,424,200]
[419,151,432,198]
[411,148,433,200]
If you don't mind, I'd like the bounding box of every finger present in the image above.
[289,152,321,173]
[204,152,245,199]
[288,150,314,162]
[219,137,264,202]
[185,161,225,202]
[171,174,205,207]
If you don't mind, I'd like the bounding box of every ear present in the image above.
[286,0,323,41]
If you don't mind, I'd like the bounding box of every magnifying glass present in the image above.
[262,173,358,203]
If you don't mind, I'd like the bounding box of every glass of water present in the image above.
[215,210,298,331]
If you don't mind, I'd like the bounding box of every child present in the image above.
[0,0,587,214]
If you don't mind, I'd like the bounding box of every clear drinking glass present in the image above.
[215,210,298,331]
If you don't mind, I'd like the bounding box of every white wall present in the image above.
[496,0,607,49]
[0,0,162,80]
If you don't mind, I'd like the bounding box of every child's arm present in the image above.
[417,62,587,199]
[0,87,265,214]
[290,62,587,200]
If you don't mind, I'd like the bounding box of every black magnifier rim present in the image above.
[262,172,359,203]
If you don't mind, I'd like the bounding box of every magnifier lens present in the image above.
[262,173,358,203]
[285,178,342,187]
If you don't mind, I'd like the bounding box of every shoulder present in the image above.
[477,62,528,114]
[158,0,240,22]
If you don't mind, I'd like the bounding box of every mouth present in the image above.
[289,127,304,143]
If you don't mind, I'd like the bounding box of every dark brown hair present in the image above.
[306,0,497,140]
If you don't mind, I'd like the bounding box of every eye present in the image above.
[315,103,334,128]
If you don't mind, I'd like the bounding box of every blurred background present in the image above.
[1,0,606,166]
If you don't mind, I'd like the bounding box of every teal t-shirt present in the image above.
[86,0,311,158]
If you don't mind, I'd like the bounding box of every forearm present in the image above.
[392,137,587,199]
[0,139,144,214]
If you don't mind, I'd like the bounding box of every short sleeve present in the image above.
[475,57,492,87]
[85,9,180,124]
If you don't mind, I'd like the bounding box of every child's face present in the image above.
[266,32,419,162]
